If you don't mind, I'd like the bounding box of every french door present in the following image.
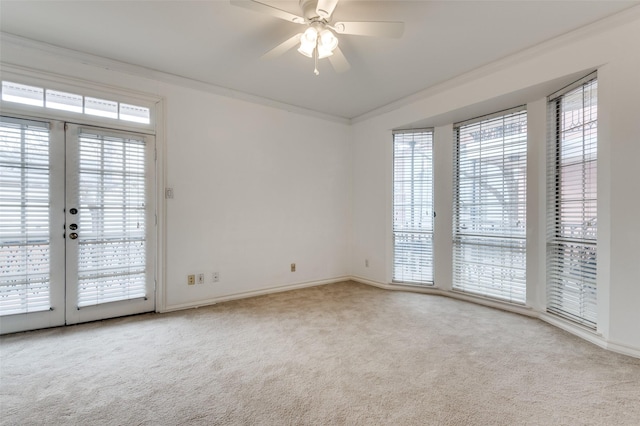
[0,116,156,334]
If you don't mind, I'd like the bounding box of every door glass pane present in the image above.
[76,131,147,307]
[0,117,51,315]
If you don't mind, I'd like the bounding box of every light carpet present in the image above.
[1,281,639,425]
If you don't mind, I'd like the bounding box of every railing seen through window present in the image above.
[392,129,434,285]
[453,108,527,304]
[547,76,598,328]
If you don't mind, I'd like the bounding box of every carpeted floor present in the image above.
[1,281,639,425]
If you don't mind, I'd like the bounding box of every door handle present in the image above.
[69,224,78,230]
[69,233,78,240]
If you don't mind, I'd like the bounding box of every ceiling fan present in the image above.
[230,0,405,75]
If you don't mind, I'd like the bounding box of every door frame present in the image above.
[0,117,66,333]
[0,67,165,333]
[64,123,157,325]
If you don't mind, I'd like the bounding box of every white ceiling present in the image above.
[0,0,637,120]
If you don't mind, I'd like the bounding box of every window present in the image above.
[84,97,118,119]
[1,82,44,107]
[75,130,148,307]
[392,129,434,284]
[0,117,52,314]
[547,75,597,328]
[1,81,151,124]
[0,117,156,333]
[453,108,527,303]
[45,89,83,113]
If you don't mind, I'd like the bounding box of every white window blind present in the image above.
[453,108,527,303]
[547,76,597,328]
[393,129,434,284]
[0,116,51,315]
[1,81,151,125]
[76,130,147,307]
[1,82,44,107]
[84,97,118,119]
[46,89,83,113]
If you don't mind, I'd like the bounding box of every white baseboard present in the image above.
[538,313,606,347]
[352,276,638,358]
[350,276,536,317]
[161,276,350,313]
[350,276,441,294]
[159,275,639,359]
[538,313,640,358]
[606,340,640,359]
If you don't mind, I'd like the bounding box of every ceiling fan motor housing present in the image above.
[300,0,326,21]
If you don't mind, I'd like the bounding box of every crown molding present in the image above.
[352,4,640,124]
[0,32,351,126]
[2,3,638,127]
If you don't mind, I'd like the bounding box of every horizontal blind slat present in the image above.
[392,130,434,284]
[453,110,527,304]
[546,78,598,329]
[0,116,52,315]
[76,131,148,308]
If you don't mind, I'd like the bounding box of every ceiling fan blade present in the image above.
[230,0,305,24]
[261,34,302,60]
[328,47,350,73]
[316,0,339,19]
[333,21,404,38]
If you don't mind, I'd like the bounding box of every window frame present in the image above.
[392,128,435,286]
[0,66,158,136]
[452,106,528,304]
[0,65,168,321]
[546,73,598,329]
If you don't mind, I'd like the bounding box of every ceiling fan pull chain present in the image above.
[314,46,320,76]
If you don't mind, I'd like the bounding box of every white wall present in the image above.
[163,84,352,308]
[1,6,638,354]
[350,9,640,354]
[0,39,352,311]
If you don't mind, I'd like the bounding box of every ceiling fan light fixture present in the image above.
[298,43,315,58]
[298,41,315,58]
[319,29,338,50]
[232,0,405,75]
[298,27,318,57]
[302,27,318,43]
[317,46,333,59]
[317,29,337,59]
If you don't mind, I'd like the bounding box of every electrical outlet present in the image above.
[187,274,195,285]
[365,259,369,267]
[291,263,296,272]
[213,272,219,282]
[197,273,205,284]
